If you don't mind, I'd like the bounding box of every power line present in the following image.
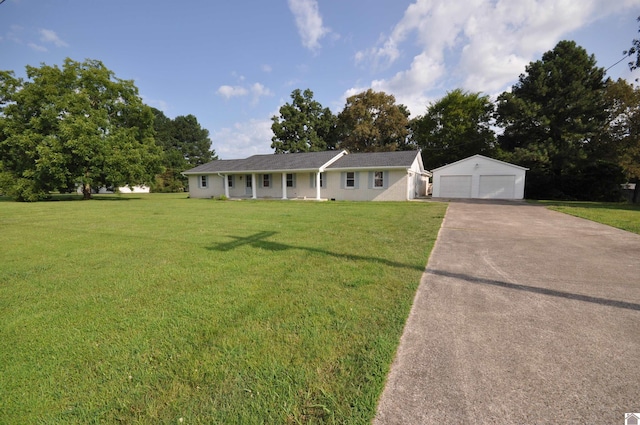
[606,54,629,72]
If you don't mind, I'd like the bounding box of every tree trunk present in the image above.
[633,178,639,204]
[82,183,92,200]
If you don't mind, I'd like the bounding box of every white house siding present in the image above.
[432,155,526,200]
[189,172,324,199]
[409,156,428,199]
[322,170,409,201]
[187,174,222,198]
[189,171,416,201]
[185,151,429,201]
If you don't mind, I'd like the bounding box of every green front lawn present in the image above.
[534,200,640,235]
[0,194,446,424]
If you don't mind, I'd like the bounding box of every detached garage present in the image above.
[432,155,528,200]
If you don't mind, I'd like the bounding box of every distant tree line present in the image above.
[3,31,639,202]
[0,58,216,201]
[272,40,640,202]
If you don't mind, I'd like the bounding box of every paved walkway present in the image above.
[374,201,640,424]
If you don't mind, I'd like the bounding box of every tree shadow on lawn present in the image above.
[207,231,425,272]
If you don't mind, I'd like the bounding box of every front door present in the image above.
[245,174,252,196]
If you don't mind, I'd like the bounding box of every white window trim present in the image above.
[374,171,384,188]
[346,171,356,189]
[310,172,325,188]
[286,173,296,188]
[261,174,271,188]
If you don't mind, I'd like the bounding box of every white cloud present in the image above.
[217,85,249,99]
[217,82,273,105]
[231,71,246,82]
[5,24,23,44]
[212,119,274,159]
[261,64,272,73]
[351,0,640,116]
[28,42,47,52]
[39,29,68,47]
[250,83,273,98]
[287,0,331,51]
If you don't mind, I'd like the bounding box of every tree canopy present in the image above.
[411,89,495,170]
[151,108,216,192]
[271,89,336,153]
[336,89,412,152]
[496,40,612,199]
[0,58,161,201]
[592,79,640,202]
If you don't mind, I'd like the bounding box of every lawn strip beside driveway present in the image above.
[374,200,640,424]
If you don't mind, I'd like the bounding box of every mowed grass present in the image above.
[534,200,640,235]
[0,194,446,424]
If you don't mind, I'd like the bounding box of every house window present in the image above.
[310,172,325,188]
[263,174,271,188]
[346,172,355,188]
[374,171,384,188]
[227,175,234,188]
[200,175,208,188]
[286,173,295,187]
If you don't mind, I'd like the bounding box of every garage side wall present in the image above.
[432,156,526,199]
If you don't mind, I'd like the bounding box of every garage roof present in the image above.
[431,154,528,172]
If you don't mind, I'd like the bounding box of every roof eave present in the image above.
[327,165,412,171]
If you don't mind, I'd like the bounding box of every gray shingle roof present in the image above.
[327,151,419,169]
[183,150,344,174]
[183,150,422,174]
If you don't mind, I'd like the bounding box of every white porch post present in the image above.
[316,172,321,200]
[251,174,257,199]
[223,174,230,198]
[281,173,287,200]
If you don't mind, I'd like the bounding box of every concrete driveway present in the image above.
[374,201,640,424]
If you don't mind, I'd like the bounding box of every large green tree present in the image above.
[0,58,161,201]
[336,89,412,152]
[151,109,216,192]
[496,40,610,199]
[271,89,336,153]
[591,79,640,202]
[411,89,496,170]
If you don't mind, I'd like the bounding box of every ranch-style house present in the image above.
[183,150,430,201]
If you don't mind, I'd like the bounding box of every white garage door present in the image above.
[439,175,472,198]
[479,175,516,199]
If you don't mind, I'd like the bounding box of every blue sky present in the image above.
[2,0,639,159]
